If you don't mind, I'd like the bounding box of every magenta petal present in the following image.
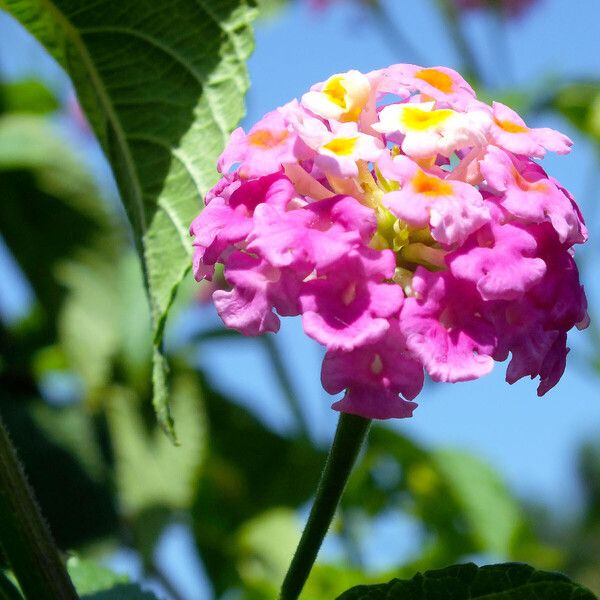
[537,333,568,396]
[214,252,300,336]
[300,251,403,351]
[448,222,546,301]
[401,269,496,382]
[332,388,418,419]
[247,195,375,270]
[322,321,423,393]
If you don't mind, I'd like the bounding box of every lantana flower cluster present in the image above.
[191,64,588,420]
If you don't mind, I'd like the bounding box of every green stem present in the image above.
[0,413,79,600]
[261,334,311,440]
[279,413,371,600]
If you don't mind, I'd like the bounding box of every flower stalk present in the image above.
[0,413,79,600]
[279,413,371,600]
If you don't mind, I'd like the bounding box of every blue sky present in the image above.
[1,0,600,596]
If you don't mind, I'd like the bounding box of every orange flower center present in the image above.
[415,68,454,94]
[248,129,289,148]
[412,170,453,196]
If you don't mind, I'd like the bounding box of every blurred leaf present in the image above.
[57,252,122,399]
[335,562,597,600]
[551,82,600,146]
[433,449,521,557]
[58,251,151,400]
[81,585,160,600]
[1,0,258,436]
[236,509,387,600]
[0,114,109,322]
[0,80,59,115]
[236,508,300,587]
[255,0,286,17]
[67,557,127,595]
[0,571,21,600]
[0,395,118,548]
[106,372,206,517]
[343,425,543,570]
[241,561,389,600]
[192,377,326,594]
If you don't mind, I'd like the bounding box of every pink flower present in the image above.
[480,146,584,244]
[447,221,547,300]
[372,101,490,158]
[322,320,422,419]
[373,64,476,111]
[379,153,490,245]
[191,63,588,420]
[218,110,302,178]
[299,249,403,351]
[247,195,376,270]
[401,268,496,382]
[489,102,572,158]
[214,252,302,336]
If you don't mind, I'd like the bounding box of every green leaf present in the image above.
[433,449,522,557]
[0,571,22,600]
[0,0,258,436]
[106,372,206,517]
[81,585,160,600]
[57,250,152,399]
[67,557,128,595]
[67,556,162,600]
[0,79,60,115]
[0,114,109,321]
[551,82,600,146]
[0,394,118,549]
[335,563,598,600]
[236,508,301,587]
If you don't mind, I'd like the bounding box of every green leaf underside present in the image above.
[336,563,598,600]
[68,558,159,599]
[0,0,257,436]
[80,585,159,600]
[67,558,128,596]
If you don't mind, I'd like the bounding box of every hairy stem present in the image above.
[279,413,371,600]
[0,413,79,600]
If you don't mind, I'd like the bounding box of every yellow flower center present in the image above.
[321,74,367,122]
[322,136,358,156]
[248,129,289,148]
[399,106,454,131]
[323,76,348,109]
[412,169,453,196]
[415,68,454,94]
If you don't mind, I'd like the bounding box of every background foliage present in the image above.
[0,0,599,598]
